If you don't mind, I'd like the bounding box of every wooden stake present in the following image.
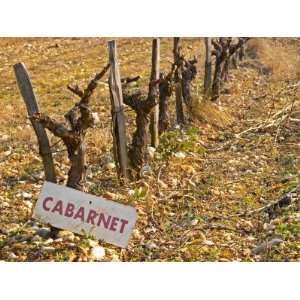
[108,40,128,180]
[204,37,212,95]
[149,38,160,148]
[13,63,57,183]
[173,38,185,125]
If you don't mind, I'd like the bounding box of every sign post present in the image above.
[33,182,137,248]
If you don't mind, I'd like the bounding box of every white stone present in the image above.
[174,151,186,159]
[8,252,17,260]
[190,219,199,226]
[104,162,116,170]
[42,246,56,252]
[147,146,156,159]
[0,134,9,142]
[203,240,215,246]
[3,149,12,157]
[57,230,75,242]
[90,246,105,261]
[128,189,135,196]
[91,112,100,125]
[0,201,9,209]
[44,238,54,245]
[22,192,32,199]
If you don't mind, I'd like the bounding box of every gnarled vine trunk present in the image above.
[158,72,173,134]
[31,64,110,192]
[123,81,158,173]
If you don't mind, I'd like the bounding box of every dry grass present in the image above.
[191,99,233,128]
[247,38,300,81]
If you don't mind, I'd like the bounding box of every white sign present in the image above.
[33,181,137,248]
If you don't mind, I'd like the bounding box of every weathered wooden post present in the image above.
[204,37,212,95]
[173,37,185,125]
[14,63,57,183]
[108,40,129,180]
[149,38,160,148]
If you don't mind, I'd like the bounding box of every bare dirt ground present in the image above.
[0,38,299,261]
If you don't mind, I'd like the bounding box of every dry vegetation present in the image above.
[0,38,299,262]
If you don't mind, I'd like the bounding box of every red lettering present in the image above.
[119,219,129,233]
[86,209,98,225]
[110,217,119,231]
[51,200,63,215]
[43,197,53,211]
[97,213,111,229]
[73,207,85,222]
[64,202,75,218]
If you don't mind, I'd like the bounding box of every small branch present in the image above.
[80,63,110,104]
[67,85,84,97]
[31,113,78,144]
[121,76,141,85]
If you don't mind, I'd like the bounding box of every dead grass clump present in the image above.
[191,99,233,129]
[247,38,300,81]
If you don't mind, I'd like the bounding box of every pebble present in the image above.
[91,112,99,124]
[252,238,283,255]
[35,228,52,239]
[144,227,156,234]
[0,201,10,209]
[263,223,275,231]
[3,149,12,157]
[203,240,215,246]
[147,146,156,159]
[42,246,56,252]
[44,238,54,245]
[174,151,186,159]
[189,219,199,226]
[22,192,32,199]
[54,238,63,243]
[0,134,9,142]
[57,230,75,242]
[128,189,135,196]
[90,246,105,261]
[104,162,116,170]
[8,252,17,260]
